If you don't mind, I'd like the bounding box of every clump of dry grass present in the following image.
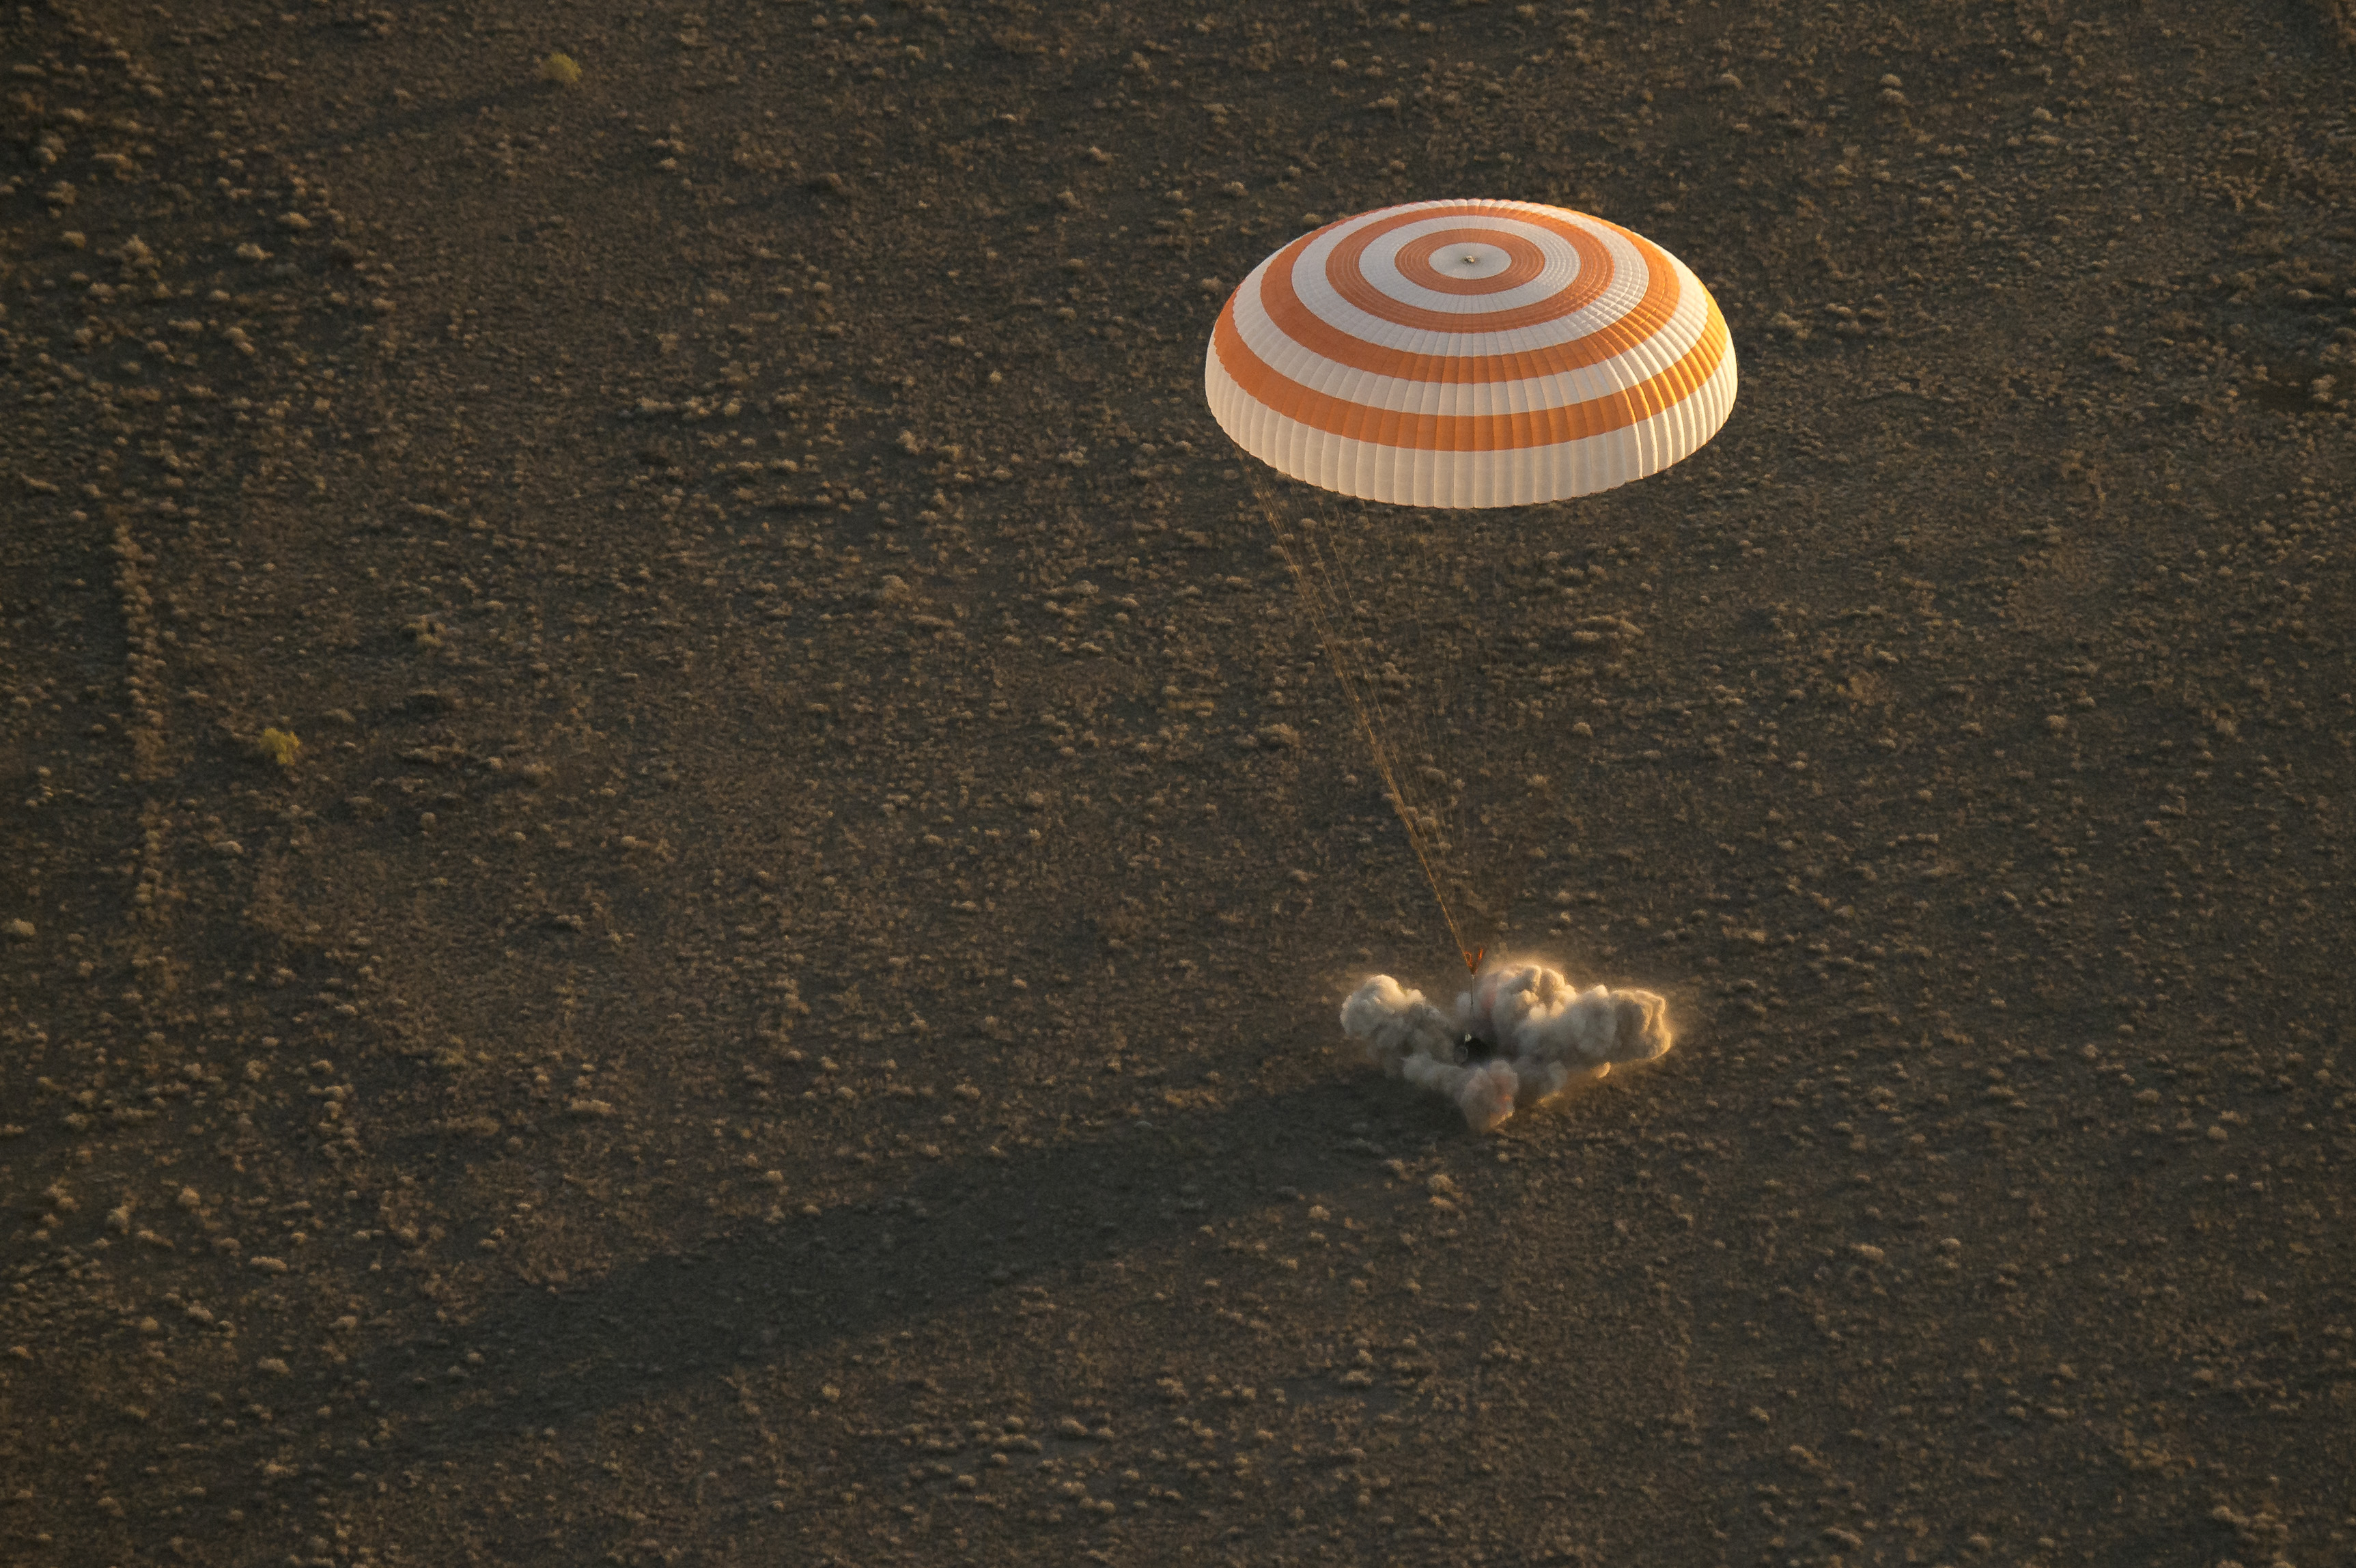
[540,53,583,86]
[255,728,302,767]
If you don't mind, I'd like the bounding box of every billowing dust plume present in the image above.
[1341,960,1674,1134]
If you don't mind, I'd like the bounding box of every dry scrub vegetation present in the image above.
[2,1,2352,1565]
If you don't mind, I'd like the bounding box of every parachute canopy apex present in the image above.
[1205,199,1738,509]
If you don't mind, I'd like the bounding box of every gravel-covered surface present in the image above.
[3,1,2353,1564]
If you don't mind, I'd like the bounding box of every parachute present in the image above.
[1205,199,1738,970]
[1206,199,1736,509]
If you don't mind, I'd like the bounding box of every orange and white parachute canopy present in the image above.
[1205,199,1737,508]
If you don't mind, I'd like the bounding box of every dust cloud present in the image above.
[1343,960,1674,1133]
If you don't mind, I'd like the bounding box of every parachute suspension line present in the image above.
[1248,478,1481,976]
[1276,501,1443,848]
[1289,504,1462,889]
[1278,509,1474,977]
[1450,508,1527,959]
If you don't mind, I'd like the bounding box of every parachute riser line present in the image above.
[1248,477,1481,977]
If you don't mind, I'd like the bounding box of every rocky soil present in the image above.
[3,1,2353,1565]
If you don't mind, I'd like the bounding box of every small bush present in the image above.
[540,53,582,86]
[256,728,302,767]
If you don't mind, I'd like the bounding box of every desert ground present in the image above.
[3,1,2354,1565]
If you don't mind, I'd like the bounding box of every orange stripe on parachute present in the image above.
[1210,290,1729,454]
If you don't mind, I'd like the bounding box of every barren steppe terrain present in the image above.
[3,1,2354,1565]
